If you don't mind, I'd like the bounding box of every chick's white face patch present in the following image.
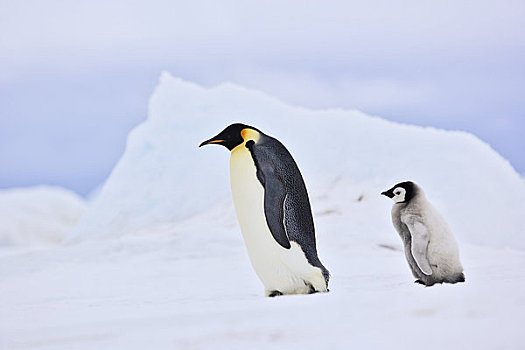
[392,187,406,203]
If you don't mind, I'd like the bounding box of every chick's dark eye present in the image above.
[395,191,400,195]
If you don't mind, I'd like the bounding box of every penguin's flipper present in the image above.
[403,216,432,275]
[263,176,291,249]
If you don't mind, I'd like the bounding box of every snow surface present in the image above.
[0,186,86,247]
[1,74,525,349]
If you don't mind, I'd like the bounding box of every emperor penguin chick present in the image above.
[381,181,465,286]
[200,123,329,297]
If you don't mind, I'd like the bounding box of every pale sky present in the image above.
[1,0,524,195]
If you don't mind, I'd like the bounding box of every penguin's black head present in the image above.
[381,181,417,203]
[199,123,261,151]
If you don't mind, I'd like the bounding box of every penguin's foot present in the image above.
[307,284,318,294]
[268,290,283,297]
[415,279,442,287]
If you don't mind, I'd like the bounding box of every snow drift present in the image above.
[0,186,86,246]
[70,72,525,249]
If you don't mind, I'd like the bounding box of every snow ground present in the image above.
[1,199,524,349]
[1,75,525,349]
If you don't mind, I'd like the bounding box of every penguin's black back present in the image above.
[246,133,329,282]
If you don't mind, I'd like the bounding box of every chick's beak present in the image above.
[381,190,394,198]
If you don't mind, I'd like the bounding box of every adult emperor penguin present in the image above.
[200,123,329,296]
[381,181,465,286]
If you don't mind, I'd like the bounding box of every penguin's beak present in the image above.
[381,190,394,198]
[199,138,225,147]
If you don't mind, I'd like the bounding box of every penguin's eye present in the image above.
[394,191,400,195]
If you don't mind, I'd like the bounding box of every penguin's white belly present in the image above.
[230,145,325,295]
